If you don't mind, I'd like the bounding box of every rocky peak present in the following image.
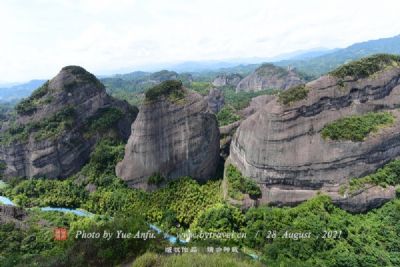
[212,73,242,87]
[149,70,178,83]
[236,63,304,92]
[116,80,220,190]
[0,66,137,180]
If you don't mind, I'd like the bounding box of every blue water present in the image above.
[0,195,258,258]
[149,223,187,244]
[40,207,94,217]
[248,253,259,259]
[0,195,184,243]
[0,196,16,206]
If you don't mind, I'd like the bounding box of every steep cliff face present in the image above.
[116,81,220,190]
[212,73,242,87]
[205,87,225,113]
[228,56,400,212]
[236,64,303,92]
[0,66,137,180]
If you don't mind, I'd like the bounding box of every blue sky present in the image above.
[1,0,400,82]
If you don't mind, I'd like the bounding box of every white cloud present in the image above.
[0,0,399,81]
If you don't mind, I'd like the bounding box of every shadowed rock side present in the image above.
[236,63,303,92]
[229,65,400,212]
[116,89,220,190]
[0,66,137,180]
[212,73,242,87]
[0,205,27,228]
[205,87,225,113]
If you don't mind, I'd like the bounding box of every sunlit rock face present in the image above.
[116,87,220,190]
[229,66,400,212]
[0,66,137,180]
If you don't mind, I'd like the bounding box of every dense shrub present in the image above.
[1,179,87,208]
[82,139,125,178]
[321,111,395,142]
[148,173,165,185]
[225,164,261,199]
[15,81,50,115]
[132,252,263,267]
[329,54,400,79]
[86,107,124,134]
[347,159,400,192]
[0,107,76,145]
[62,65,102,87]
[277,84,308,105]
[145,80,184,101]
[189,81,211,96]
[216,106,241,126]
[245,195,400,266]
[219,86,277,110]
[257,63,289,78]
[192,203,245,233]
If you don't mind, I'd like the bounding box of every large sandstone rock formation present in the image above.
[205,87,225,113]
[228,60,400,212]
[212,73,242,87]
[116,81,220,190]
[0,66,137,180]
[236,64,303,92]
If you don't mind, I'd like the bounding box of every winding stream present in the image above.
[1,181,257,258]
[0,185,185,244]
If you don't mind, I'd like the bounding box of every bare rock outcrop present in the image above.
[229,59,400,212]
[205,87,225,113]
[0,66,137,180]
[0,205,27,227]
[212,73,242,87]
[116,81,220,190]
[236,63,303,92]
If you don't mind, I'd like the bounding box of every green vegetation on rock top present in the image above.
[62,65,100,84]
[329,54,400,80]
[15,81,51,115]
[145,80,185,101]
[321,111,395,142]
[85,107,124,135]
[0,107,76,145]
[277,84,308,105]
[226,164,261,200]
[256,63,289,78]
[345,159,400,193]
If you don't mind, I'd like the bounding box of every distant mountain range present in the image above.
[0,79,46,102]
[154,47,337,73]
[274,35,400,77]
[1,34,400,103]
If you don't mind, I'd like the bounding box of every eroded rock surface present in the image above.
[236,64,303,92]
[212,73,242,87]
[229,66,400,212]
[205,87,225,113]
[0,66,137,180]
[116,86,220,190]
[0,205,27,227]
